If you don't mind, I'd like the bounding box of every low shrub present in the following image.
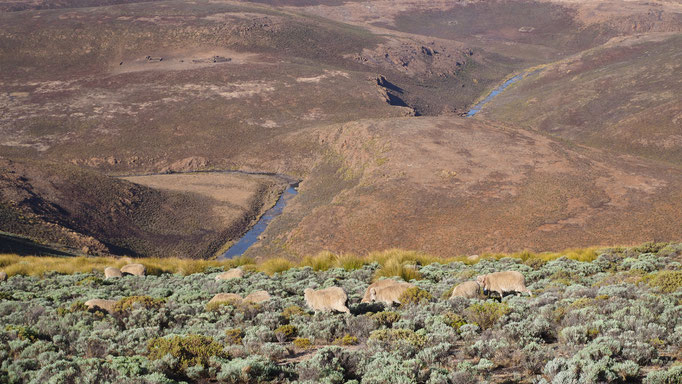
[293,337,313,350]
[443,312,467,332]
[275,325,298,341]
[333,335,359,346]
[466,302,510,330]
[5,325,42,342]
[399,287,433,306]
[147,335,226,374]
[368,329,426,348]
[114,296,164,313]
[281,305,308,321]
[644,365,682,384]
[645,271,682,293]
[225,328,244,345]
[371,311,401,328]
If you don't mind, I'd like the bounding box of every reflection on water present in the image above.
[467,71,538,116]
[219,183,299,259]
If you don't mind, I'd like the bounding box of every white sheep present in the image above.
[120,263,145,276]
[361,279,415,305]
[215,268,243,281]
[303,287,350,313]
[450,280,482,299]
[476,271,532,298]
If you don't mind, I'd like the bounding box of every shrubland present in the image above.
[0,243,680,383]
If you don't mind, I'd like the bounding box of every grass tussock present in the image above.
[0,245,607,278]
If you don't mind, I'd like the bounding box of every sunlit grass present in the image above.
[259,258,295,275]
[0,245,607,278]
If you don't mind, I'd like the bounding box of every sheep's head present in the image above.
[369,287,377,302]
[476,275,487,289]
[303,288,313,297]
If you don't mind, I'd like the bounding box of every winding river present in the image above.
[466,69,540,116]
[219,180,299,259]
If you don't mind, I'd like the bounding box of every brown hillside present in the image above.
[0,158,285,258]
[247,116,682,258]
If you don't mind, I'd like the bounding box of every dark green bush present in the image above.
[147,334,227,374]
[399,287,433,306]
[333,334,359,346]
[371,311,401,328]
[114,296,164,313]
[275,325,298,341]
[443,312,467,332]
[645,271,682,293]
[225,328,244,345]
[369,328,426,348]
[466,302,510,330]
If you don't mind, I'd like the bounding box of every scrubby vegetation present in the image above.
[0,243,680,383]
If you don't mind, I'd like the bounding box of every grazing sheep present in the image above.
[361,279,415,305]
[244,290,271,304]
[215,268,243,281]
[104,267,122,279]
[120,263,145,276]
[84,299,117,313]
[303,287,350,314]
[450,280,482,299]
[0,271,6,282]
[476,271,532,298]
[208,293,243,306]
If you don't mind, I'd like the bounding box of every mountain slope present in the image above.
[0,158,284,258]
[481,33,682,166]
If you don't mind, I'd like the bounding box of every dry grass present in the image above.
[0,246,603,277]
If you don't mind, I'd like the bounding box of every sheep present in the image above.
[303,287,350,314]
[361,279,415,305]
[244,290,271,304]
[215,268,243,280]
[120,263,145,276]
[0,271,6,282]
[450,280,482,299]
[104,267,122,279]
[84,299,117,313]
[208,293,243,306]
[476,271,532,298]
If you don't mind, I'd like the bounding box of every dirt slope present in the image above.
[247,116,682,258]
[481,33,682,166]
[0,158,284,258]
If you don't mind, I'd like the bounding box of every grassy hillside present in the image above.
[0,243,680,383]
[242,116,682,259]
[481,33,682,167]
[0,158,285,258]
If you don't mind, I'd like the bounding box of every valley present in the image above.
[0,0,680,260]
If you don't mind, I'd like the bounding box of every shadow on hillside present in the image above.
[0,233,76,256]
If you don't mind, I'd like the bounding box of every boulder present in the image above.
[215,268,244,281]
[244,290,271,304]
[84,299,118,313]
[104,267,122,279]
[121,263,146,276]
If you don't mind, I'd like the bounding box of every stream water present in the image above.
[466,70,539,116]
[219,181,299,259]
